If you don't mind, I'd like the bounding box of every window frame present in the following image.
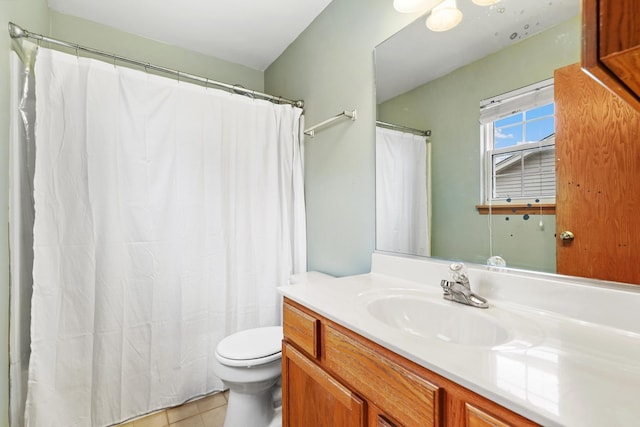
[479,79,556,207]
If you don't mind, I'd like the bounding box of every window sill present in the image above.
[476,203,556,215]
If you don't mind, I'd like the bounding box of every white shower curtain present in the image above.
[24,47,306,427]
[376,126,430,256]
[9,47,36,427]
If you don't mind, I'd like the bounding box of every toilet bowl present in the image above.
[213,326,283,427]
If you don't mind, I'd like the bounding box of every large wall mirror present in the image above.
[375,0,580,273]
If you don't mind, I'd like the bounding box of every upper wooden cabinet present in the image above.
[583,0,640,111]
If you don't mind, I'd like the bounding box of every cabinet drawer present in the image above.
[465,403,511,427]
[324,325,442,427]
[283,300,320,358]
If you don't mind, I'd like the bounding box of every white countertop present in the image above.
[279,253,640,427]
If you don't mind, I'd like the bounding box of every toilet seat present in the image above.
[216,326,283,367]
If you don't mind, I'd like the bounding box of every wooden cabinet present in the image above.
[465,404,511,427]
[376,415,397,427]
[583,0,640,111]
[555,63,640,284]
[282,298,539,427]
[282,343,365,426]
[323,325,440,426]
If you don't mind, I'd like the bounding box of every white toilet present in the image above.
[213,326,284,427]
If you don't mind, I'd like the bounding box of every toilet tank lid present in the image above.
[217,326,283,361]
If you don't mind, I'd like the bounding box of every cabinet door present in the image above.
[598,0,640,98]
[324,325,441,426]
[555,63,640,284]
[282,343,365,427]
[368,404,400,427]
[465,403,510,427]
[375,415,397,427]
[583,0,640,110]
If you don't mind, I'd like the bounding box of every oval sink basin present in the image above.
[360,289,537,348]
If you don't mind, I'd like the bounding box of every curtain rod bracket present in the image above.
[8,22,25,39]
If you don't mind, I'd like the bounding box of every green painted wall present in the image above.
[377,17,580,272]
[265,0,432,277]
[266,1,579,276]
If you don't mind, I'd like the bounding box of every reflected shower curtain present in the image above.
[25,47,306,426]
[375,126,429,256]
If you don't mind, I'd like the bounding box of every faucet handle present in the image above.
[448,262,469,284]
[449,262,464,272]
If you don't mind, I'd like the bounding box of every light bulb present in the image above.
[426,0,462,32]
[472,0,501,5]
[393,0,430,13]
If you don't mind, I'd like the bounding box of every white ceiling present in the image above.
[47,0,334,71]
[48,0,580,88]
[375,0,580,103]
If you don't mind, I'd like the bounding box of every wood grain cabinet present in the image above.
[282,343,365,426]
[554,63,640,284]
[583,0,640,110]
[282,298,539,427]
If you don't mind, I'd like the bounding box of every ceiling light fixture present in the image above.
[393,0,430,13]
[426,0,463,32]
[471,0,501,5]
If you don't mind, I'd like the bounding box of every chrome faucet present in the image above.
[440,262,489,309]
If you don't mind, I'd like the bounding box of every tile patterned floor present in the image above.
[117,391,228,427]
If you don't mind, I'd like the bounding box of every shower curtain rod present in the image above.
[7,22,304,108]
[376,120,431,138]
[304,109,356,137]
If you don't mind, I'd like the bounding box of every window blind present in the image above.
[493,144,556,199]
[480,78,554,124]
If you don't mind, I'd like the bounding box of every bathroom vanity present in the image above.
[282,299,535,426]
[279,253,640,426]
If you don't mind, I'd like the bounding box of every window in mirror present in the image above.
[480,79,556,206]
